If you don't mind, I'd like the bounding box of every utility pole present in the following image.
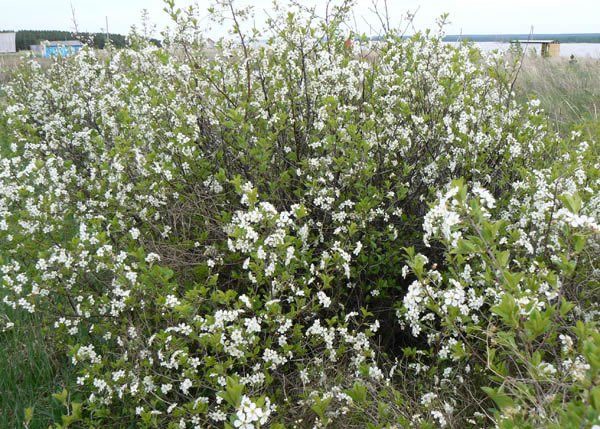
[70,1,79,36]
[105,16,110,45]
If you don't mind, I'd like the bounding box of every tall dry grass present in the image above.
[0,53,25,83]
[515,55,600,136]
[0,53,52,83]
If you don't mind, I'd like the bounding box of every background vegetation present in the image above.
[9,30,128,50]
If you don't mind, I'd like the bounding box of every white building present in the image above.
[0,32,16,53]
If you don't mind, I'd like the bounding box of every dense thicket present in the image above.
[0,1,598,428]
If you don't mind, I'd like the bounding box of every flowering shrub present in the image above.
[0,1,598,427]
[402,172,599,427]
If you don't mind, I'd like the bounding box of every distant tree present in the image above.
[12,30,129,51]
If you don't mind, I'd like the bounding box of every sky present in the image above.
[1,0,599,37]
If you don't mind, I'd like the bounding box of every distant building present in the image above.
[0,32,16,54]
[30,45,44,56]
[40,40,84,58]
[511,39,560,57]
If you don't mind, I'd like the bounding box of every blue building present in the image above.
[41,40,83,58]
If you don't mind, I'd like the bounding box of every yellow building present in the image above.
[512,39,561,57]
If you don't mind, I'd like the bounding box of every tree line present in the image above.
[8,30,128,51]
[443,33,600,43]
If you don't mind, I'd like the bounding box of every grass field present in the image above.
[0,51,598,428]
[0,53,24,83]
[0,117,73,427]
[515,55,600,138]
[0,312,75,428]
[0,73,69,429]
[0,53,52,83]
[0,120,74,428]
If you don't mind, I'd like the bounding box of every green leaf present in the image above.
[591,386,600,411]
[559,192,582,214]
[24,407,34,425]
[496,250,510,268]
[572,234,587,253]
[218,377,244,407]
[492,294,519,328]
[502,271,523,290]
[345,382,368,403]
[61,413,75,427]
[559,298,575,317]
[524,309,551,339]
[454,239,478,255]
[311,396,332,420]
[52,389,69,407]
[71,402,82,419]
[482,386,514,410]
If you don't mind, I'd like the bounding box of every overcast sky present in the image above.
[1,0,598,37]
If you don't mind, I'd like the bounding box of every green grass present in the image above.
[0,123,74,428]
[0,311,74,428]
